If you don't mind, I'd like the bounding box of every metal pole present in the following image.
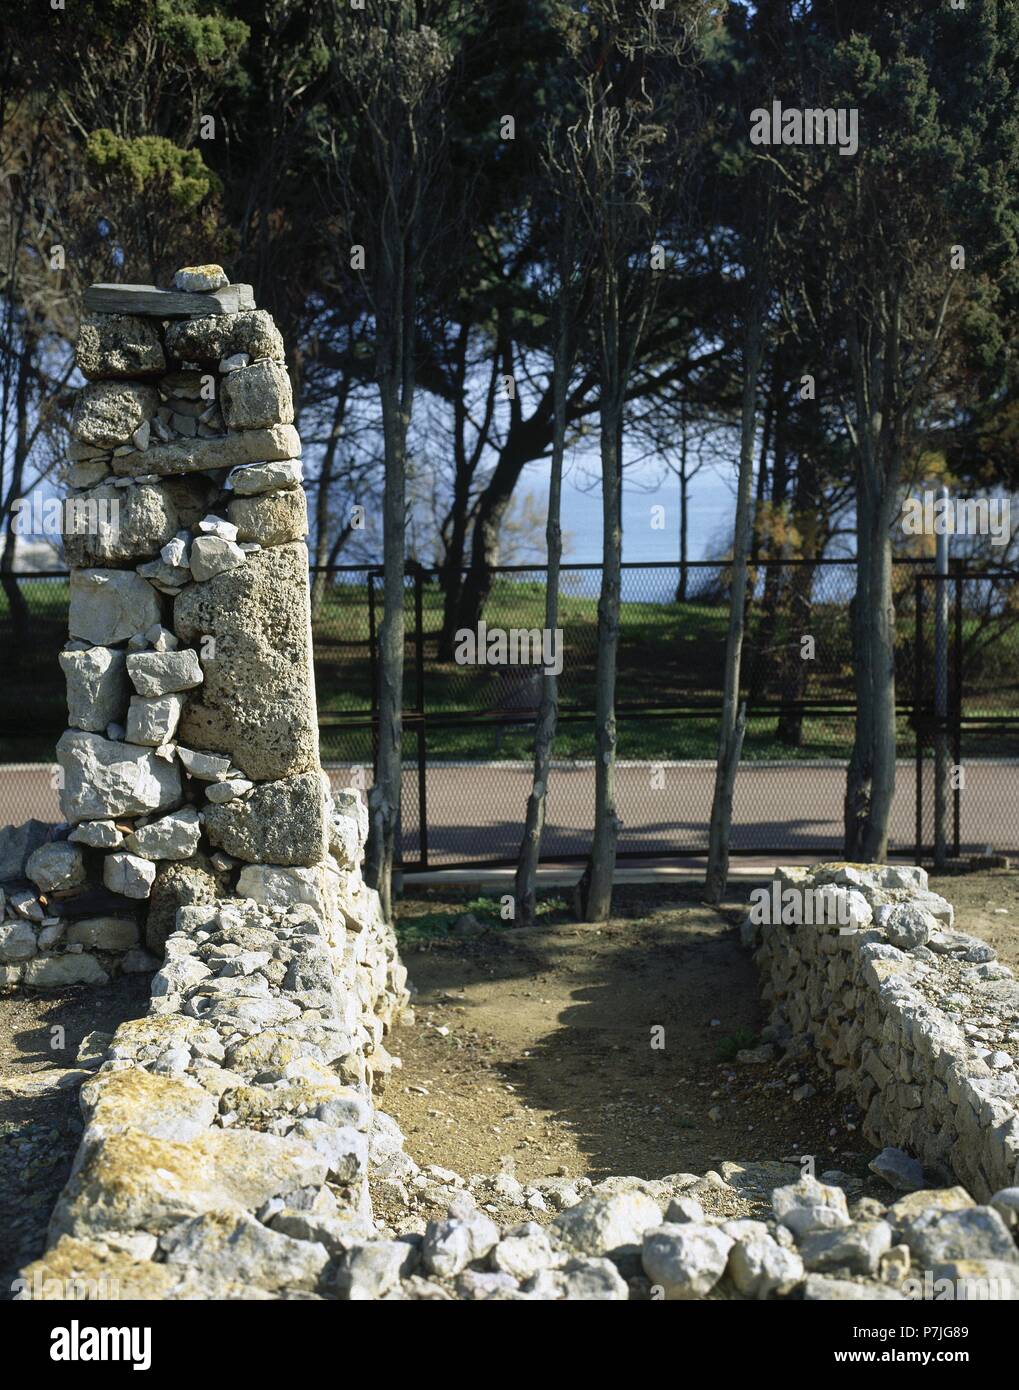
[934,484,949,868]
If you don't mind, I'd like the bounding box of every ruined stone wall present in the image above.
[0,268,349,981]
[745,864,1019,1201]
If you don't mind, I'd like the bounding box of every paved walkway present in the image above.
[4,758,1012,865]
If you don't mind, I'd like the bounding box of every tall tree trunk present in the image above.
[844,313,900,863]
[1,334,35,659]
[578,394,623,921]
[515,294,571,928]
[845,480,898,860]
[365,224,415,920]
[675,405,690,603]
[310,390,348,621]
[705,285,765,903]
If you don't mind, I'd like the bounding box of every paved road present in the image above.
[4,758,1015,866]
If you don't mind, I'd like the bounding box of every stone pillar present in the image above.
[52,265,331,959]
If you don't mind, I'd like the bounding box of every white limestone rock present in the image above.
[126,693,185,747]
[126,650,203,697]
[227,459,303,496]
[69,569,161,646]
[104,852,157,899]
[25,841,86,893]
[57,730,182,823]
[125,807,201,861]
[189,535,247,582]
[59,646,129,732]
[69,821,124,850]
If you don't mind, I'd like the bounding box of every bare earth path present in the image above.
[386,874,1019,1186]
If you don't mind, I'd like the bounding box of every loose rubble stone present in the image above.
[228,459,303,495]
[869,1147,926,1193]
[642,1223,734,1299]
[126,692,185,746]
[728,1232,804,1298]
[189,535,247,582]
[0,921,37,963]
[25,841,86,893]
[125,807,201,861]
[104,851,157,899]
[553,1192,663,1261]
[59,646,129,732]
[57,730,182,823]
[69,569,161,646]
[68,820,123,849]
[126,649,203,697]
[772,1177,851,1239]
[173,264,229,293]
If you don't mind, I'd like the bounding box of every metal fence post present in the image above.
[934,485,950,868]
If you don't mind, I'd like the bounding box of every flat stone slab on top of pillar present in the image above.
[83,283,255,318]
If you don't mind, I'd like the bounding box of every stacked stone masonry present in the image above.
[744,862,1019,1202]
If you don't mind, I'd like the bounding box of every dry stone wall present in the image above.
[0,266,342,981]
[745,863,1019,1201]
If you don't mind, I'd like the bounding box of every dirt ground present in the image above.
[0,975,150,1294]
[384,872,1019,1187]
[0,866,1016,1289]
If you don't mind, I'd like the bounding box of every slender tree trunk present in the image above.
[310,391,348,621]
[1,335,35,657]
[515,297,571,928]
[845,477,897,861]
[578,393,623,921]
[705,286,765,903]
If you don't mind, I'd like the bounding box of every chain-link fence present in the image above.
[4,560,1019,865]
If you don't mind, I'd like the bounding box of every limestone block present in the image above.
[189,535,247,581]
[164,310,284,366]
[125,693,185,746]
[71,381,159,448]
[25,841,86,893]
[0,920,37,962]
[57,730,182,823]
[109,423,301,478]
[174,542,319,781]
[125,807,201,861]
[24,953,108,987]
[64,477,213,568]
[126,650,203,697]
[227,460,303,496]
[104,852,157,899]
[76,313,166,381]
[65,917,140,950]
[203,773,328,867]
[220,361,294,430]
[68,820,124,849]
[69,569,162,646]
[228,486,307,546]
[59,646,129,731]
